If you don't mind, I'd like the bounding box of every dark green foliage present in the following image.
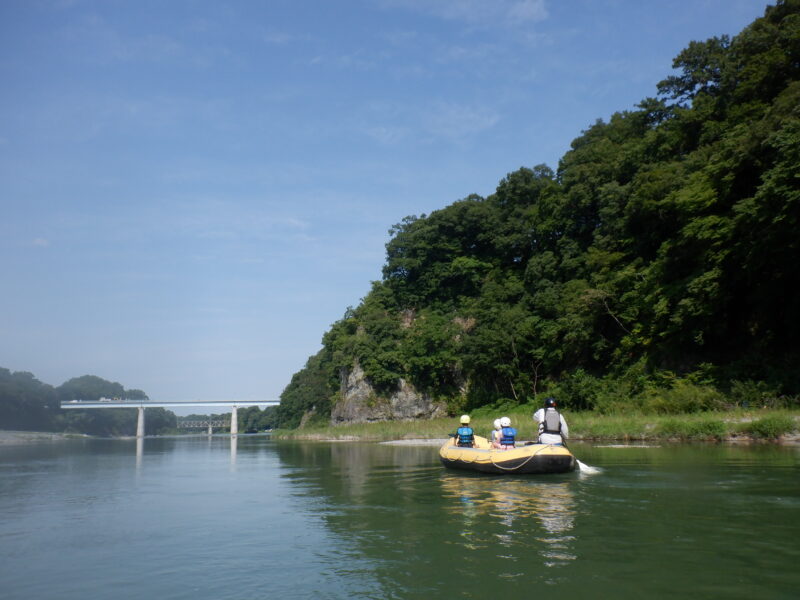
[274,348,337,429]
[728,380,779,407]
[541,369,602,412]
[0,368,58,431]
[645,381,726,414]
[273,2,800,428]
[239,406,271,432]
[0,367,173,436]
[57,375,126,401]
[144,408,177,433]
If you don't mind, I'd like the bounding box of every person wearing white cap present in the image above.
[498,416,516,449]
[491,418,502,448]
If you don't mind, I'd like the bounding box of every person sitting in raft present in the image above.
[533,397,569,445]
[498,416,517,449]
[456,415,475,447]
[491,418,503,448]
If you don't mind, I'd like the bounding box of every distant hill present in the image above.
[0,367,175,435]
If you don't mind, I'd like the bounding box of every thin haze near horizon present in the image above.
[1,0,767,402]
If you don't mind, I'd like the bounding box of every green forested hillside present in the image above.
[273,2,800,428]
[0,368,176,436]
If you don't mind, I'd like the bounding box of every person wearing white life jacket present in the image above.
[533,397,569,445]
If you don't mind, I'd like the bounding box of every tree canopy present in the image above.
[267,2,800,428]
[0,368,175,436]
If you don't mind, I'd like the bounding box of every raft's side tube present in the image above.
[439,437,576,474]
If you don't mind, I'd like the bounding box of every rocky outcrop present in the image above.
[330,362,447,424]
[298,407,317,429]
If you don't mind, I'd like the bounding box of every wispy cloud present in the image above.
[173,200,312,241]
[379,0,548,27]
[263,30,295,45]
[423,101,500,141]
[261,28,316,46]
[508,0,548,22]
[308,49,381,71]
[359,100,500,145]
[32,237,50,247]
[363,125,410,145]
[62,14,184,64]
[56,12,238,70]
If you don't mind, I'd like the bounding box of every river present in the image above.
[1,435,798,599]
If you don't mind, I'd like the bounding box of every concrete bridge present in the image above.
[60,400,279,437]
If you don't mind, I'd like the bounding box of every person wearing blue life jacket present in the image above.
[456,414,475,447]
[533,397,569,445]
[498,416,516,449]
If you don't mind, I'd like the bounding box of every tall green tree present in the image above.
[272,1,800,428]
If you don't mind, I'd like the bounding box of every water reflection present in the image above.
[440,475,577,566]
[128,434,246,471]
[135,437,143,470]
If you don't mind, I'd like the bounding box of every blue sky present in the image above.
[1,0,767,403]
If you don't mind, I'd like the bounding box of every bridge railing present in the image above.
[177,420,231,428]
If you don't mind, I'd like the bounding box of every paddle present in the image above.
[561,437,601,475]
[575,458,601,474]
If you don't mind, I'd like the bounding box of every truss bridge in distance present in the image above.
[177,419,231,434]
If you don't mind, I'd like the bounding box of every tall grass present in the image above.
[654,415,728,441]
[568,413,651,440]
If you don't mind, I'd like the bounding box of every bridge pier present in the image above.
[136,406,145,438]
[136,436,143,468]
[230,406,238,436]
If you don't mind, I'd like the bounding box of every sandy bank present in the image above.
[0,430,89,445]
[379,439,448,447]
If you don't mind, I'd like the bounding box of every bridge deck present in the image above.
[60,400,279,409]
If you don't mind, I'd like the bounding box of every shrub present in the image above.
[544,369,602,411]
[645,380,725,414]
[592,377,647,415]
[739,414,796,439]
[729,380,778,408]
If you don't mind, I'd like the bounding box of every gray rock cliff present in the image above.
[330,362,447,424]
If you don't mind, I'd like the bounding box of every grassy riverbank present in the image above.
[272,409,800,444]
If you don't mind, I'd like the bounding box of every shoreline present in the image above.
[292,433,800,446]
[0,431,92,445]
[271,409,800,445]
[4,422,799,447]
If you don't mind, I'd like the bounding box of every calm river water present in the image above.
[1,435,798,599]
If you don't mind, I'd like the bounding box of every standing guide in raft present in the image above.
[456,415,475,447]
[533,397,569,445]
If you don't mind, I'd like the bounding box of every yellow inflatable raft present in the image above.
[439,435,576,475]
